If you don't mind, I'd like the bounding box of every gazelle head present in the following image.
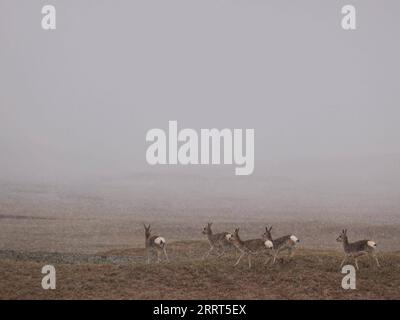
[230,228,241,243]
[263,226,273,241]
[336,229,348,242]
[143,224,152,238]
[202,222,213,235]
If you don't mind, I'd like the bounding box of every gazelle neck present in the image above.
[234,235,244,246]
[342,236,349,249]
[145,232,151,242]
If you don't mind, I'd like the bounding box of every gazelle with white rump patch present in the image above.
[202,222,235,259]
[336,229,380,270]
[230,228,274,268]
[262,225,300,265]
[144,224,169,264]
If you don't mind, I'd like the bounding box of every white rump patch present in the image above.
[264,240,274,249]
[367,241,376,248]
[154,237,165,246]
[225,233,233,241]
[290,235,299,243]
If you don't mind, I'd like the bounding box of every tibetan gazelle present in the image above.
[336,229,380,270]
[230,228,274,268]
[263,225,300,265]
[202,222,234,259]
[143,224,169,264]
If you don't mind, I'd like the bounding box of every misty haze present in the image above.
[0,1,399,299]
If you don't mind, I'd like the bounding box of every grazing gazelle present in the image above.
[336,229,380,270]
[230,228,274,268]
[143,224,169,264]
[262,225,300,265]
[202,222,234,259]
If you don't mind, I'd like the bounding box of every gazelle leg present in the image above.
[355,258,359,270]
[157,250,161,263]
[214,245,223,258]
[234,252,245,266]
[146,250,150,264]
[217,248,226,258]
[372,253,380,268]
[289,247,295,258]
[286,248,292,262]
[264,256,271,266]
[248,255,252,269]
[375,256,381,268]
[339,256,347,269]
[272,252,278,265]
[163,246,169,262]
[203,246,214,260]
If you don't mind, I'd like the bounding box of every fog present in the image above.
[1,1,399,217]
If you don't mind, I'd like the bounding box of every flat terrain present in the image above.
[0,179,399,299]
[1,241,399,299]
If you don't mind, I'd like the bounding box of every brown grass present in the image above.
[1,240,399,300]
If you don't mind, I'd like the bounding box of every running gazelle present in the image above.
[262,225,300,265]
[202,222,235,259]
[336,229,380,270]
[230,228,274,268]
[143,224,169,264]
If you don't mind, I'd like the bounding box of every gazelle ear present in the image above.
[344,229,347,234]
[269,226,273,232]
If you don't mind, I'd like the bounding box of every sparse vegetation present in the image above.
[1,182,399,299]
[1,241,399,299]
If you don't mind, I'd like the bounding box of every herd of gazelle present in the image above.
[144,223,381,270]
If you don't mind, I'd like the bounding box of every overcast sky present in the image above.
[0,0,399,185]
